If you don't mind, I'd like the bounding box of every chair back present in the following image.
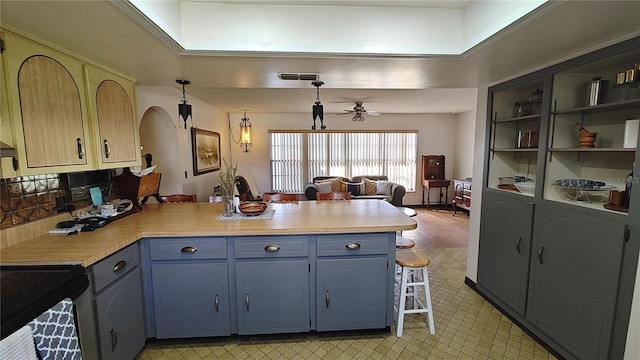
[160,194,197,203]
[235,176,256,200]
[317,192,351,200]
[263,193,298,202]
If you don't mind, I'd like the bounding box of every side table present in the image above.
[422,179,452,210]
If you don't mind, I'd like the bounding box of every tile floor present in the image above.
[135,210,557,360]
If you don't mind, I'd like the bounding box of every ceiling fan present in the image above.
[338,102,380,122]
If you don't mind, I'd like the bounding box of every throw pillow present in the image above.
[376,180,393,196]
[363,178,377,195]
[315,177,343,192]
[316,182,333,194]
[344,181,365,196]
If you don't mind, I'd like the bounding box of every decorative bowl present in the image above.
[514,182,536,196]
[238,202,267,216]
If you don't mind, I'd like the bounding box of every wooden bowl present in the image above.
[238,202,267,216]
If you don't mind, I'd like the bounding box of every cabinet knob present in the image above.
[346,243,361,250]
[110,328,118,351]
[76,138,84,159]
[325,290,330,308]
[103,139,111,158]
[538,246,545,265]
[112,260,127,273]
[181,246,198,253]
[515,237,522,254]
[264,244,280,252]
[215,295,219,313]
[245,293,250,311]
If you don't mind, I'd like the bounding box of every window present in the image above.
[270,130,417,192]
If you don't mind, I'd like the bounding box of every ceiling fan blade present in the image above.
[365,110,380,116]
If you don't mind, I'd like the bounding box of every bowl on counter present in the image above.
[238,202,268,216]
[514,182,536,196]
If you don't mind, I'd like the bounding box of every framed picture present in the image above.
[191,128,221,176]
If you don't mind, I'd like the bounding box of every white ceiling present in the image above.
[1,1,639,116]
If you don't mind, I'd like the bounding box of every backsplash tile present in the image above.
[0,174,65,230]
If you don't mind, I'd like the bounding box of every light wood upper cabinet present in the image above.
[2,30,94,175]
[1,27,141,175]
[0,35,18,178]
[85,65,141,168]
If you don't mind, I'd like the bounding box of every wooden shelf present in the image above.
[493,114,541,123]
[548,147,636,152]
[490,148,538,152]
[552,98,640,115]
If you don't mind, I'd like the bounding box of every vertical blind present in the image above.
[270,131,417,192]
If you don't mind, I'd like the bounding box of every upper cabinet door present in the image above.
[85,65,141,168]
[3,31,93,174]
[3,32,93,175]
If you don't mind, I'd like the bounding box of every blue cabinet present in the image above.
[235,260,309,334]
[316,233,390,331]
[147,237,230,338]
[477,192,533,317]
[528,206,625,360]
[152,262,230,338]
[234,236,309,335]
[84,244,145,360]
[94,267,145,360]
[317,258,387,331]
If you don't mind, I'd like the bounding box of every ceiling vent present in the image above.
[278,73,319,81]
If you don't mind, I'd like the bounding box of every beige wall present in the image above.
[135,86,228,203]
[226,112,476,206]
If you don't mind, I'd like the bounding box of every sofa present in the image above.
[304,175,406,206]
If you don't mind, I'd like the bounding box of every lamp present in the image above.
[176,79,191,129]
[239,111,253,153]
[311,80,326,130]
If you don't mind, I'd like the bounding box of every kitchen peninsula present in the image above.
[1,200,416,359]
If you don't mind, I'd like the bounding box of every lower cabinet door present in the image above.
[316,257,387,331]
[477,192,533,317]
[528,206,625,360]
[152,262,230,338]
[95,268,145,360]
[235,260,309,335]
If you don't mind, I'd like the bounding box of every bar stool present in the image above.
[395,251,435,337]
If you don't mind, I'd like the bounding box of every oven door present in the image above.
[1,265,89,339]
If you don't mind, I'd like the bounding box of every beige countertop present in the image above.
[0,200,416,267]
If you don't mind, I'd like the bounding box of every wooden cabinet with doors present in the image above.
[84,65,141,168]
[2,29,94,175]
[1,26,141,175]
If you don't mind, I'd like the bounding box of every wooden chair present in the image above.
[263,193,298,202]
[317,192,351,200]
[160,194,196,203]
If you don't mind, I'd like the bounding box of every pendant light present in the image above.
[311,80,326,130]
[239,111,253,153]
[176,79,191,129]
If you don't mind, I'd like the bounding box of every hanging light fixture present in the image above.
[239,111,253,153]
[352,112,366,122]
[311,80,326,130]
[176,79,191,129]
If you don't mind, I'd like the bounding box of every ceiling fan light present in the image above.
[352,112,366,122]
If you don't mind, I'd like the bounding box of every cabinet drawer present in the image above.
[317,233,388,256]
[235,236,308,259]
[149,237,227,261]
[91,243,139,293]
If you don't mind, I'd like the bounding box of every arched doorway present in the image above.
[139,106,181,200]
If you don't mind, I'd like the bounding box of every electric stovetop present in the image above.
[0,264,89,339]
